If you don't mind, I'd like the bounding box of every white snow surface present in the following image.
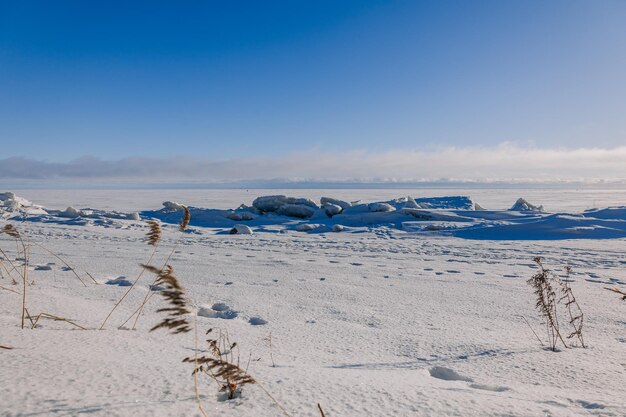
[1,191,626,417]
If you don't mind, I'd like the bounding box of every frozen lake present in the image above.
[10,186,626,213]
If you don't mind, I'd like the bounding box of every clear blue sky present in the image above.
[1,0,625,161]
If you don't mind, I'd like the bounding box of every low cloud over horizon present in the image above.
[2,144,626,184]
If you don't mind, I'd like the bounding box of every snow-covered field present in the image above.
[1,190,625,417]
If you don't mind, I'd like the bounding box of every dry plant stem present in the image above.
[29,312,87,330]
[559,268,585,347]
[193,315,210,417]
[268,332,276,367]
[30,242,91,286]
[124,209,189,330]
[318,403,327,417]
[0,284,20,294]
[2,225,30,329]
[0,344,13,350]
[605,287,626,300]
[100,243,159,329]
[0,259,19,284]
[22,242,28,329]
[128,238,182,329]
[0,248,22,280]
[528,257,567,351]
[7,227,29,330]
[520,315,544,347]
[255,381,294,417]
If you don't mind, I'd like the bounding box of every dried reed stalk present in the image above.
[0,248,22,282]
[99,220,162,329]
[0,344,13,350]
[121,207,190,329]
[28,312,86,330]
[318,403,327,417]
[527,257,566,351]
[558,267,585,347]
[605,287,626,300]
[2,224,29,329]
[0,284,20,294]
[30,242,90,286]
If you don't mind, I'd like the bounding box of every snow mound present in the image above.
[404,197,423,209]
[277,204,316,218]
[368,202,395,212]
[253,195,318,218]
[58,207,85,218]
[229,224,253,235]
[296,223,318,232]
[226,211,256,221]
[320,197,351,210]
[510,198,544,212]
[162,201,185,211]
[0,191,47,218]
[323,203,343,217]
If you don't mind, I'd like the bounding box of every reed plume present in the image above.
[180,206,190,232]
[123,207,191,329]
[146,220,162,246]
[142,264,191,334]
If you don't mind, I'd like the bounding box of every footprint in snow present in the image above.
[198,303,238,320]
[105,276,132,286]
[34,264,53,271]
[429,366,473,382]
[248,317,267,326]
[469,383,509,392]
[576,400,605,410]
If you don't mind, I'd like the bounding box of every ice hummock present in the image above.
[2,191,626,240]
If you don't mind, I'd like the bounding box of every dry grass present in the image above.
[527,257,586,351]
[184,328,255,399]
[558,266,585,348]
[1,207,305,415]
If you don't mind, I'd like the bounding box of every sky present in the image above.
[1,0,626,182]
